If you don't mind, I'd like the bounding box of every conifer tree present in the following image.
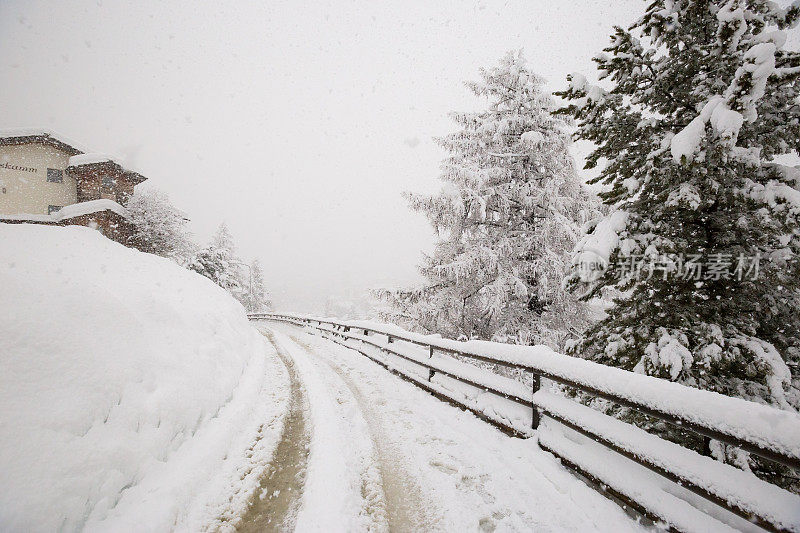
[243,259,272,313]
[558,0,800,480]
[126,189,195,265]
[189,223,248,305]
[383,51,597,348]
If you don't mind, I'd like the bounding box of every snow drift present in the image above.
[0,225,288,532]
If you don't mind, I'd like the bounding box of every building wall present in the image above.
[0,143,77,215]
[2,211,135,246]
[62,211,135,244]
[70,164,136,206]
[117,176,136,204]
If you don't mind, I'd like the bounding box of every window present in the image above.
[102,175,115,189]
[47,168,63,183]
[48,205,62,215]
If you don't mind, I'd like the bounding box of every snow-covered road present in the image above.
[249,322,646,532]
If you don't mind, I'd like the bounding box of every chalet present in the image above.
[0,129,146,244]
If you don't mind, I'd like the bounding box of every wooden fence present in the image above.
[251,312,800,533]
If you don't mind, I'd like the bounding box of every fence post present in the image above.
[428,345,435,381]
[387,335,393,344]
[531,373,541,429]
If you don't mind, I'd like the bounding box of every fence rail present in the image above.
[251,312,800,533]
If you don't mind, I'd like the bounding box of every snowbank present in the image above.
[0,224,288,532]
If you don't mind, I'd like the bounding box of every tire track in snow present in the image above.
[287,333,438,532]
[236,330,310,532]
[265,327,390,531]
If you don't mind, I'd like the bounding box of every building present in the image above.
[0,129,146,243]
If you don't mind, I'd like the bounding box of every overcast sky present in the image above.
[1,0,654,311]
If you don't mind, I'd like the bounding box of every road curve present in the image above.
[250,322,645,532]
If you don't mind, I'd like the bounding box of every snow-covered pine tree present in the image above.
[243,259,272,313]
[126,189,196,265]
[557,1,800,482]
[188,223,248,305]
[382,51,597,349]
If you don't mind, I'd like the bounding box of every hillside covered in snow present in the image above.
[0,225,288,532]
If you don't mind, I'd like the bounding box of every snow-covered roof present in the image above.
[68,153,120,167]
[55,199,130,221]
[0,128,91,154]
[0,128,146,183]
[0,213,54,223]
[0,199,130,224]
[67,152,146,184]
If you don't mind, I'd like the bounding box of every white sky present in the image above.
[1,0,649,312]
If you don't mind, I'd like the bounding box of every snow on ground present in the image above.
[3,224,789,532]
[0,224,289,532]
[260,321,647,532]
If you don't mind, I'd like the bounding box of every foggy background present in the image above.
[1,1,655,311]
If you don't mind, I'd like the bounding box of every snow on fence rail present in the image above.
[251,312,800,533]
